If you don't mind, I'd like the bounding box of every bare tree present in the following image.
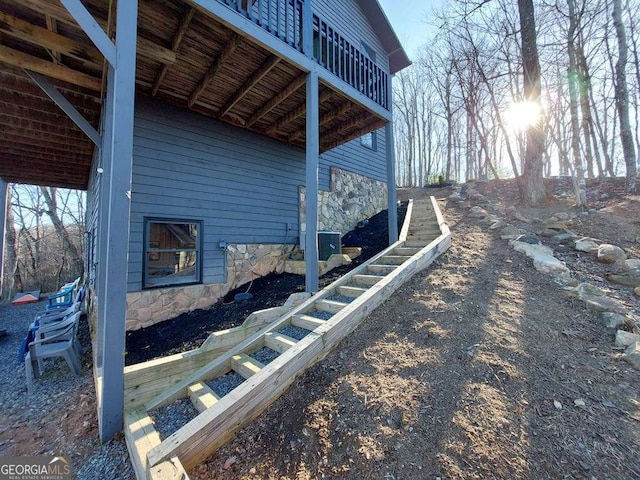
[612,0,637,192]
[518,0,547,204]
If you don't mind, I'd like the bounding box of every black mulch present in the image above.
[125,203,407,365]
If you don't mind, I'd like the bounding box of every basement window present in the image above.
[143,219,202,288]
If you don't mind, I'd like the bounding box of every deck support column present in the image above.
[386,76,398,244]
[305,70,319,292]
[90,0,138,442]
[0,178,7,295]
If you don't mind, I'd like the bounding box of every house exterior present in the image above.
[0,0,409,439]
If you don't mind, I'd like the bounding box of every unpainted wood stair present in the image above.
[125,196,451,480]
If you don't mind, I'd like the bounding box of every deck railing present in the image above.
[312,15,389,110]
[217,0,390,110]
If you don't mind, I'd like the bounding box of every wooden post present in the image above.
[94,0,138,442]
[0,178,6,295]
[305,71,319,292]
[386,76,398,244]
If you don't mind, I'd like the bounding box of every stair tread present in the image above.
[264,332,298,353]
[291,314,327,330]
[188,381,221,413]
[231,353,264,379]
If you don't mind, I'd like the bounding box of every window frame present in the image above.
[360,130,377,151]
[142,217,203,289]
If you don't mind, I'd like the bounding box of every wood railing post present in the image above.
[386,75,398,243]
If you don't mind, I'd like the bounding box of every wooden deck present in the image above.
[123,196,451,479]
[0,0,390,189]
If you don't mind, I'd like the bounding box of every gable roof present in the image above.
[357,0,412,74]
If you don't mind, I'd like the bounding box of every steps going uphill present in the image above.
[125,196,451,479]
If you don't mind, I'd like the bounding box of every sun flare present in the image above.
[505,101,541,131]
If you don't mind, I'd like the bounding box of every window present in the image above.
[143,219,202,288]
[360,130,377,150]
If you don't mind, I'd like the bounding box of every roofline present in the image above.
[357,0,412,75]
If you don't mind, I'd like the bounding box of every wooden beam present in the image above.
[290,101,353,141]
[188,34,241,108]
[245,73,306,128]
[45,15,61,63]
[0,11,103,70]
[17,0,175,66]
[137,36,176,66]
[152,7,195,96]
[0,45,101,91]
[321,118,387,152]
[218,55,281,118]
[60,0,116,65]
[265,90,333,135]
[26,70,101,146]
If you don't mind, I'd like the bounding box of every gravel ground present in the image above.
[207,371,245,397]
[151,398,199,440]
[277,325,311,340]
[326,294,355,303]
[0,299,134,480]
[249,347,280,365]
[304,310,333,320]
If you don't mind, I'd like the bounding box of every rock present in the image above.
[510,240,571,279]
[582,295,627,314]
[607,269,640,287]
[514,234,541,245]
[574,283,606,299]
[611,259,640,273]
[635,287,640,297]
[223,456,238,469]
[538,228,560,237]
[234,292,253,302]
[469,206,489,219]
[514,211,532,223]
[623,342,640,371]
[574,238,600,253]
[597,244,627,264]
[553,400,562,410]
[543,221,569,230]
[574,399,586,407]
[500,226,521,240]
[615,330,640,347]
[600,312,628,329]
[489,220,506,230]
[469,192,486,202]
[552,232,579,242]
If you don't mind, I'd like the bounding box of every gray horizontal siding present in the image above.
[128,98,306,292]
[319,129,387,190]
[124,97,388,292]
[311,0,390,72]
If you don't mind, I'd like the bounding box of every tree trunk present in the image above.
[2,198,21,300]
[567,0,587,205]
[40,187,85,277]
[612,0,637,192]
[518,0,547,205]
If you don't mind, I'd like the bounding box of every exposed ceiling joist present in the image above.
[322,118,387,152]
[188,33,241,108]
[265,90,333,135]
[14,0,176,66]
[218,55,281,118]
[0,45,101,90]
[245,73,306,128]
[152,7,195,96]
[290,101,353,141]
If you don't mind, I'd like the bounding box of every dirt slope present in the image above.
[192,183,640,480]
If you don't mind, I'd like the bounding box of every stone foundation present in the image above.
[125,243,294,331]
[300,167,387,236]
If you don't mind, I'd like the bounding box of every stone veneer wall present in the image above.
[299,167,388,236]
[125,243,295,330]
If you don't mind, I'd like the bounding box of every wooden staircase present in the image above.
[125,196,451,479]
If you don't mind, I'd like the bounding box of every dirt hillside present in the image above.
[192,179,640,480]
